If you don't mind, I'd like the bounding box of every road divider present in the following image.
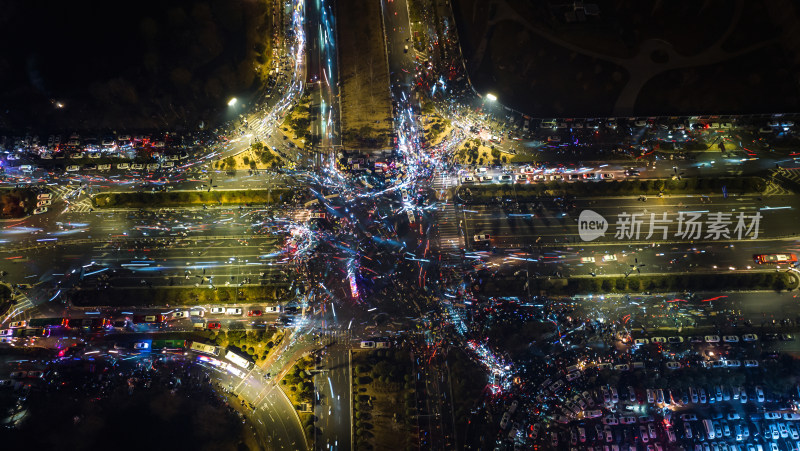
[92,189,296,209]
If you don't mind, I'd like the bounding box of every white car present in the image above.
[9,321,26,328]
[480,175,492,183]
[633,338,649,346]
[744,360,759,367]
[116,163,130,170]
[131,163,144,170]
[666,362,681,370]
[146,163,159,171]
[33,207,48,215]
[742,334,758,342]
[360,341,375,349]
[473,234,490,242]
[651,337,667,343]
[172,311,189,319]
[66,165,80,172]
[98,164,111,171]
[723,335,739,343]
[580,257,596,263]
[225,308,242,315]
[602,173,614,179]
[37,193,51,200]
[704,335,720,343]
[133,342,150,350]
[514,174,527,183]
[88,152,102,159]
[36,200,51,207]
[162,161,174,168]
[460,176,475,184]
[601,254,617,262]
[209,307,226,314]
[498,175,513,183]
[265,306,281,313]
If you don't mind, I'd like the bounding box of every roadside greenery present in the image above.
[279,355,316,440]
[92,188,294,208]
[476,272,796,296]
[456,177,766,203]
[0,188,36,218]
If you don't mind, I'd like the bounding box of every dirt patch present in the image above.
[337,0,393,151]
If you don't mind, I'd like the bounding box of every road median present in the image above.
[69,285,291,307]
[92,189,295,209]
[455,176,768,204]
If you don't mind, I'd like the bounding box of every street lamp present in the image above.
[228,97,238,107]
[485,93,497,102]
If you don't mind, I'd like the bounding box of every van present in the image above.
[226,308,242,315]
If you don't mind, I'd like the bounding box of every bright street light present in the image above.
[228,97,238,107]
[486,93,497,102]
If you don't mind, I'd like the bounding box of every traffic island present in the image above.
[0,188,37,219]
[92,188,295,208]
[277,355,316,444]
[351,348,418,451]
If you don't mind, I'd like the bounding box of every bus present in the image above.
[754,253,797,264]
[190,341,220,357]
[224,350,252,370]
[28,317,68,328]
[134,314,165,324]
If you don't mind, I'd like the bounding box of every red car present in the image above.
[207,321,221,330]
[247,310,262,317]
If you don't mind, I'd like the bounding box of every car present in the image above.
[566,371,581,381]
[162,161,174,168]
[765,412,781,420]
[725,360,741,368]
[602,173,614,179]
[742,334,758,342]
[533,175,545,182]
[614,364,630,371]
[780,333,795,341]
[209,307,226,314]
[36,200,51,207]
[265,306,281,313]
[460,176,475,184]
[0,329,13,337]
[66,165,80,172]
[360,341,375,349]
[9,321,26,328]
[666,362,681,370]
[514,174,527,183]
[547,135,561,143]
[473,234,490,242]
[604,426,613,443]
[98,164,111,171]
[116,163,130,170]
[723,335,740,343]
[739,387,748,403]
[480,175,492,182]
[783,413,800,421]
[131,163,144,170]
[601,254,617,262]
[146,163,159,171]
[9,371,27,379]
[668,336,684,343]
[755,386,765,403]
[651,337,667,343]
[603,415,619,425]
[634,120,648,127]
[582,172,596,179]
[172,311,189,319]
[633,338,649,346]
[88,152,102,159]
[133,342,150,350]
[37,193,51,200]
[498,174,513,183]
[248,310,262,317]
[620,415,637,425]
[596,363,612,371]
[705,335,720,343]
[689,335,704,343]
[682,413,698,421]
[580,257,596,263]
[226,308,242,315]
[27,370,43,379]
[207,321,221,330]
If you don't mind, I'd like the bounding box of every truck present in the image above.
[28,317,68,328]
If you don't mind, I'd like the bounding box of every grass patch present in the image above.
[70,285,290,307]
[456,176,766,203]
[453,138,513,166]
[92,188,295,208]
[352,348,417,451]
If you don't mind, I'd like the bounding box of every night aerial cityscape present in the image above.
[1,0,800,450]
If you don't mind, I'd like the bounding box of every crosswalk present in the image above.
[435,202,463,264]
[432,173,456,199]
[2,293,36,323]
